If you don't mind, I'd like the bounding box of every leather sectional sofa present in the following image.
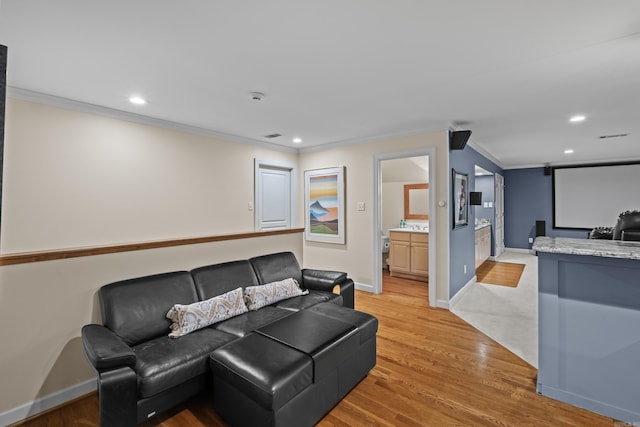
[589,210,640,241]
[81,252,377,427]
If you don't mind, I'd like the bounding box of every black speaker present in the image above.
[470,191,482,206]
[449,130,472,150]
[544,166,551,176]
[536,220,546,237]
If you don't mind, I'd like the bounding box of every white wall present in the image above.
[0,97,302,420]
[299,132,450,303]
[0,96,452,421]
[382,181,429,235]
[1,98,298,253]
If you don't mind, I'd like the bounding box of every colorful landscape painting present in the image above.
[309,174,339,235]
[304,166,346,245]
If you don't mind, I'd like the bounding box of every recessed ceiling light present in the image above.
[129,96,146,105]
[564,149,574,154]
[569,115,585,123]
[292,137,302,144]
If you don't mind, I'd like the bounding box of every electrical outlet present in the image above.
[357,201,365,211]
[248,202,253,211]
[528,237,534,243]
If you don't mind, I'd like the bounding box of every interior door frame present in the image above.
[494,172,505,257]
[373,148,436,307]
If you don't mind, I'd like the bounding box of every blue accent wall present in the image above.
[449,146,503,299]
[475,175,494,223]
[504,167,587,250]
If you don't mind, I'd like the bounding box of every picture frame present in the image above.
[304,166,345,244]
[452,168,468,229]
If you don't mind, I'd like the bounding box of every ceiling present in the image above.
[1,0,639,169]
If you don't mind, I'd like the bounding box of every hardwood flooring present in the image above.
[13,275,616,427]
[475,260,526,287]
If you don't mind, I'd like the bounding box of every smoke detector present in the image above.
[249,92,265,101]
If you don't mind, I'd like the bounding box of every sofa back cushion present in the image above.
[99,271,198,346]
[249,252,303,287]
[192,260,259,300]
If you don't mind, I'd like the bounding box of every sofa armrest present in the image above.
[82,324,136,371]
[338,279,355,309]
[302,269,347,291]
[302,269,354,309]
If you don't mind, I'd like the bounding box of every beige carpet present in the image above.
[451,251,538,367]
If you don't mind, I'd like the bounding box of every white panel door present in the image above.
[256,166,291,230]
[494,172,505,257]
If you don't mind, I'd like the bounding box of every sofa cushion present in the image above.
[100,271,198,346]
[275,290,342,311]
[167,288,248,338]
[210,333,313,411]
[134,327,236,398]
[244,278,308,311]
[214,306,294,338]
[308,302,379,344]
[249,252,303,287]
[191,260,259,300]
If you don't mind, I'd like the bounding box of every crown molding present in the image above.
[6,86,297,154]
[298,123,447,154]
[466,139,505,170]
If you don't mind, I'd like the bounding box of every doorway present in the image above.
[473,166,504,260]
[373,149,437,307]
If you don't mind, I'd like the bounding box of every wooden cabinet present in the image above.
[475,225,491,268]
[389,231,428,281]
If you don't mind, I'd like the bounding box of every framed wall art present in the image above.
[304,166,345,244]
[452,168,468,229]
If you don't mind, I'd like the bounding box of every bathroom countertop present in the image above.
[475,223,491,231]
[388,227,429,234]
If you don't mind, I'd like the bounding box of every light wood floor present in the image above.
[13,275,616,427]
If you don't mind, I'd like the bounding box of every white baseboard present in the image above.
[435,299,450,309]
[0,378,96,427]
[437,275,477,310]
[505,247,535,255]
[354,281,374,293]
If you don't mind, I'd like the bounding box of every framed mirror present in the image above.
[404,183,428,220]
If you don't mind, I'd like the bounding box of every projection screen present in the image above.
[553,162,640,229]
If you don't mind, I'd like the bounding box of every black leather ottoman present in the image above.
[209,309,370,427]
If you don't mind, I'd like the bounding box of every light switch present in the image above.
[357,202,365,211]
[248,202,253,211]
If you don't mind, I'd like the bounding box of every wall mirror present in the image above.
[404,183,428,220]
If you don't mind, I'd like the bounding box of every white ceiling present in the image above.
[1,0,639,169]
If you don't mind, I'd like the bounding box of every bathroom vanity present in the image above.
[388,228,428,282]
[475,223,491,268]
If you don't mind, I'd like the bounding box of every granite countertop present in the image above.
[388,227,429,234]
[533,236,640,261]
[475,223,491,231]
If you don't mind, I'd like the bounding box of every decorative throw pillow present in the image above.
[166,287,248,338]
[244,278,309,311]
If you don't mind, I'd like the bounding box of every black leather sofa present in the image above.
[589,210,640,241]
[81,252,374,427]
